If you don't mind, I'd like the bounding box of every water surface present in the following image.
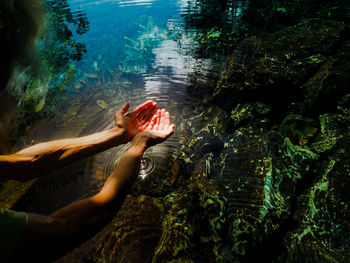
[15,0,226,214]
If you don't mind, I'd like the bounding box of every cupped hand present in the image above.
[131,108,175,149]
[114,100,158,142]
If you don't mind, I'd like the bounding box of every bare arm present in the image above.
[12,109,175,261]
[0,100,157,181]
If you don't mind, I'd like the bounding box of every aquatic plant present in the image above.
[2,0,350,262]
[119,16,168,74]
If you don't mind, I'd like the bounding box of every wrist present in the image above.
[130,139,147,155]
[128,144,146,157]
[109,126,129,145]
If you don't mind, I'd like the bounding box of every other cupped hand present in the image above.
[114,100,158,142]
[131,108,175,148]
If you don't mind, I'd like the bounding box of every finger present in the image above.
[141,107,158,125]
[156,110,161,130]
[144,113,158,130]
[115,103,130,123]
[142,109,158,130]
[133,100,154,115]
[139,106,157,125]
[159,109,166,130]
[118,103,130,115]
[165,111,170,126]
[136,108,149,122]
[136,105,158,126]
[166,124,175,136]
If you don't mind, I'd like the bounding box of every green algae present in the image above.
[312,114,344,153]
[3,1,350,262]
[279,115,318,146]
[0,180,37,209]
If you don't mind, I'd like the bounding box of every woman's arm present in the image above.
[12,109,175,262]
[0,100,157,181]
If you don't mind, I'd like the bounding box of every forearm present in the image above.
[13,143,147,261]
[0,127,127,181]
[93,141,146,207]
[49,142,146,240]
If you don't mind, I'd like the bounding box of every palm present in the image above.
[115,100,158,140]
[141,108,175,145]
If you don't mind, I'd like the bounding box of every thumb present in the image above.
[115,103,130,124]
[118,103,130,115]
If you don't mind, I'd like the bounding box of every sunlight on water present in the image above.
[4,0,349,261]
[119,0,154,7]
[17,0,218,213]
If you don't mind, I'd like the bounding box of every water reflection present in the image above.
[15,0,220,218]
[119,0,154,8]
[0,0,90,154]
[181,0,247,58]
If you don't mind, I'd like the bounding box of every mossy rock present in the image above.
[152,176,228,263]
[302,40,350,115]
[214,19,348,114]
[276,152,350,263]
[172,123,319,261]
[230,102,272,128]
[274,108,350,262]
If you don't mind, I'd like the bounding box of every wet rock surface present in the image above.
[50,18,350,263]
[1,16,349,263]
[208,18,350,263]
[55,195,164,263]
[213,19,349,117]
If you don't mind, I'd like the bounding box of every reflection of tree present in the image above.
[184,0,234,29]
[242,0,350,33]
[0,0,45,92]
[20,0,90,121]
[0,0,90,146]
[45,0,89,70]
[181,0,349,59]
[181,0,246,58]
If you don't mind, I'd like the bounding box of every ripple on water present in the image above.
[100,136,180,197]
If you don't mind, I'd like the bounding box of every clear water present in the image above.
[3,0,350,262]
[14,0,225,214]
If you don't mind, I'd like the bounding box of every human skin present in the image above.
[0,100,174,261]
[0,100,157,181]
[12,109,174,261]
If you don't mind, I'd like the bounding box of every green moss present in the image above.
[279,115,318,146]
[312,114,344,153]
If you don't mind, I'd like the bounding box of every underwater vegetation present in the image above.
[120,16,168,74]
[0,0,350,262]
[53,9,350,263]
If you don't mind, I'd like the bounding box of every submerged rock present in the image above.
[302,40,350,114]
[214,18,349,116]
[275,114,350,262]
[56,195,164,263]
